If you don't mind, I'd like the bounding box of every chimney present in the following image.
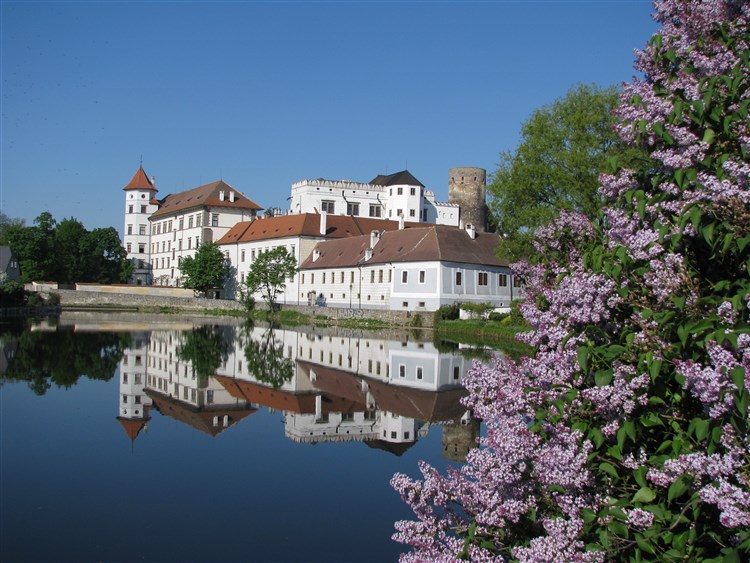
[364,248,373,261]
[320,212,327,235]
[229,191,235,202]
[151,176,156,186]
[466,223,477,240]
[313,248,321,262]
[219,190,225,201]
[370,230,381,248]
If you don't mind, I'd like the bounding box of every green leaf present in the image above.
[599,462,619,478]
[702,128,716,144]
[577,346,589,373]
[667,476,689,501]
[595,369,613,387]
[632,487,657,503]
[581,508,597,523]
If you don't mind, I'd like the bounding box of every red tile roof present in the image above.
[145,388,256,436]
[122,166,157,192]
[216,213,421,246]
[150,180,263,219]
[116,416,150,441]
[301,225,506,269]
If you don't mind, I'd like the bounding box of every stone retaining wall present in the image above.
[54,289,245,312]
[33,286,432,326]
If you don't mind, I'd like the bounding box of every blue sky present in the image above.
[1,0,657,237]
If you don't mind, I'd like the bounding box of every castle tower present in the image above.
[116,331,152,445]
[448,167,487,232]
[122,166,158,285]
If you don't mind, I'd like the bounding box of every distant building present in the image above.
[120,166,262,289]
[122,167,160,285]
[289,170,463,227]
[119,165,497,307]
[299,224,517,312]
[216,212,421,302]
[0,246,21,283]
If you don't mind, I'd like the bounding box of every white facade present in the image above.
[149,207,254,290]
[289,177,459,227]
[122,169,159,285]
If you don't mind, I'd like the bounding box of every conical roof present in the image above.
[122,166,157,192]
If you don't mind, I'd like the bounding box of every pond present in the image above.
[0,312,499,562]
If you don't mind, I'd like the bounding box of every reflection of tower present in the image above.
[441,412,480,462]
[448,167,487,232]
[116,332,152,444]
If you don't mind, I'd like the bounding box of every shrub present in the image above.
[392,2,750,561]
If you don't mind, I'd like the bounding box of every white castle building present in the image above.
[120,165,493,302]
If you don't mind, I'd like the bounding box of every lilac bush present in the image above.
[392,1,749,560]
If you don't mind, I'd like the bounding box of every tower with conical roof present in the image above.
[122,166,159,284]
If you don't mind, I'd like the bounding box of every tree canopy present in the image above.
[487,83,647,260]
[4,212,132,284]
[179,241,230,297]
[394,1,750,560]
[243,246,297,308]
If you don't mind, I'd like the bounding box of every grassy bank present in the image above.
[434,319,533,359]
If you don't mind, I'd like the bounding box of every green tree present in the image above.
[5,212,131,284]
[5,212,56,282]
[0,212,25,244]
[179,241,230,297]
[176,325,232,380]
[243,246,297,309]
[487,83,646,260]
[243,327,293,389]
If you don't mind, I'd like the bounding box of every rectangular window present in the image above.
[369,204,381,217]
[401,270,408,284]
[323,273,326,283]
[212,213,219,227]
[126,243,132,253]
[141,205,147,213]
[302,273,305,284]
[410,187,416,195]
[350,271,354,283]
[453,366,460,380]
[346,202,359,216]
[321,200,335,214]
[378,270,383,283]
[478,272,488,286]
[139,243,145,253]
[139,224,146,236]
[188,216,194,228]
[399,365,405,378]
[397,187,403,195]
[513,276,522,288]
[416,367,423,380]
[340,272,344,283]
[241,250,246,262]
[179,218,184,230]
[128,205,133,214]
[499,273,508,287]
[127,224,133,235]
[418,301,425,308]
[311,273,314,284]
[419,270,425,284]
[370,270,375,283]
[456,271,462,286]
[188,238,191,249]
[409,209,416,217]
[196,214,202,227]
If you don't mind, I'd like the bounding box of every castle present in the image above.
[122,166,516,311]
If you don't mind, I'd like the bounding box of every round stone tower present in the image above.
[448,167,487,231]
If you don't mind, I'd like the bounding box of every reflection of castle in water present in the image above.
[116,324,480,459]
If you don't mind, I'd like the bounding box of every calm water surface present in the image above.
[0,313,494,563]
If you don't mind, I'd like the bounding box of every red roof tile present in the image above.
[301,225,506,269]
[122,166,157,192]
[116,416,150,441]
[216,213,420,246]
[150,180,263,218]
